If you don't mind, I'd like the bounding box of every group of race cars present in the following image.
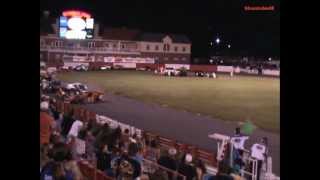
[40,66,104,104]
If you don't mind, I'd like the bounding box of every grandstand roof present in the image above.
[101,27,141,41]
[138,33,191,43]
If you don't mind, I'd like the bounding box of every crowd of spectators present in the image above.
[41,94,256,180]
[40,67,271,180]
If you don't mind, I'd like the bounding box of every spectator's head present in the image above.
[111,146,121,156]
[78,129,87,140]
[150,139,158,148]
[185,153,193,164]
[40,143,50,158]
[119,159,134,178]
[132,133,137,139]
[114,127,122,139]
[40,101,49,112]
[49,142,72,162]
[124,129,130,135]
[52,163,66,179]
[168,148,177,157]
[261,137,268,145]
[235,127,241,135]
[128,143,139,157]
[100,144,109,153]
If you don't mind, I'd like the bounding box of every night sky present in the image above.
[40,0,280,58]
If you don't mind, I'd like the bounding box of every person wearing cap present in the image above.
[40,101,55,145]
[157,148,178,180]
[230,127,249,170]
[231,127,249,151]
[250,137,268,180]
[177,153,197,180]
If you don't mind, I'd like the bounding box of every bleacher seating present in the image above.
[50,99,218,180]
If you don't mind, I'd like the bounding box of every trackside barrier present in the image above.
[78,161,114,180]
[142,158,186,180]
[143,131,217,167]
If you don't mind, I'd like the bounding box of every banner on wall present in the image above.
[164,64,190,70]
[217,66,234,72]
[113,62,136,68]
[262,70,280,76]
[104,57,155,64]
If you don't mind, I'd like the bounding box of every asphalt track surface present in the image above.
[78,84,280,176]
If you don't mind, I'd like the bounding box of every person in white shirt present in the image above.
[231,127,249,151]
[68,120,84,138]
[231,127,249,171]
[212,72,217,78]
[250,137,268,180]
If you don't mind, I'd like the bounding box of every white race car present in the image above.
[64,83,88,93]
[163,67,179,76]
[100,65,112,70]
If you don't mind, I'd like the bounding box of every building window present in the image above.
[146,45,150,50]
[164,57,169,61]
[155,46,159,51]
[174,47,178,52]
[40,54,43,59]
[104,43,109,47]
[55,54,61,59]
[121,44,125,49]
[163,44,170,51]
[40,39,45,47]
[88,42,95,48]
[173,57,179,61]
[182,47,186,52]
[113,44,117,48]
[182,57,187,61]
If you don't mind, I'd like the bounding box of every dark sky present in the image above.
[40,0,280,58]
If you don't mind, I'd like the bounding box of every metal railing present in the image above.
[142,158,186,180]
[40,46,140,54]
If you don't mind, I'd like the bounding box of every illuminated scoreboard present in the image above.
[59,10,94,40]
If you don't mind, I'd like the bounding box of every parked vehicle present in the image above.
[74,64,89,71]
[100,65,112,70]
[164,67,179,76]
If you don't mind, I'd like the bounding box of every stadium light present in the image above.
[216,38,220,44]
[227,44,231,48]
[268,57,272,61]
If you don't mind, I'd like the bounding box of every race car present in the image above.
[64,83,88,93]
[74,64,89,71]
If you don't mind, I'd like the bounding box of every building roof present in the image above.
[138,33,191,43]
[101,27,141,41]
